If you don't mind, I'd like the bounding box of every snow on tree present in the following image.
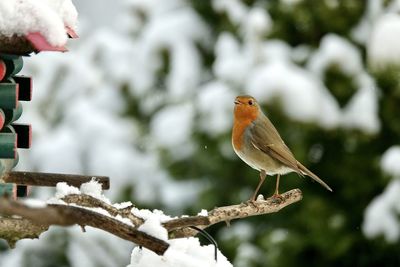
[1,0,400,266]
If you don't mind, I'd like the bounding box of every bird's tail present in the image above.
[296,161,333,192]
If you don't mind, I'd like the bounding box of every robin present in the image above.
[232,95,332,201]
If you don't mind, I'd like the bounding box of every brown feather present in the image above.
[250,111,332,191]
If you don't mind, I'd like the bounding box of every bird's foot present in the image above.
[245,194,264,205]
[270,193,285,204]
[245,198,258,208]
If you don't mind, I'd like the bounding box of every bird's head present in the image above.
[233,95,260,121]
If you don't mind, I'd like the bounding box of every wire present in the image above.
[190,226,218,261]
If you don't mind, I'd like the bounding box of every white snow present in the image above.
[308,34,363,77]
[381,146,400,177]
[131,208,173,223]
[197,81,235,136]
[114,201,134,210]
[363,146,400,242]
[197,209,208,216]
[138,216,169,241]
[0,0,78,46]
[80,179,110,203]
[213,32,250,85]
[128,237,232,267]
[242,7,272,39]
[246,60,341,128]
[368,13,400,68]
[22,198,47,208]
[150,103,194,155]
[363,179,400,242]
[341,86,380,134]
[53,182,81,199]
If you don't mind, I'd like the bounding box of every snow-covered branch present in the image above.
[0,197,169,255]
[0,185,302,256]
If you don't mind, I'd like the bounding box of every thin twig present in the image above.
[62,194,143,226]
[169,189,302,237]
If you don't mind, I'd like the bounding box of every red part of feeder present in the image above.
[0,60,6,81]
[26,32,68,52]
[0,109,4,130]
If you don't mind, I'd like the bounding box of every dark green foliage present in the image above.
[173,1,400,267]
[324,65,358,107]
[267,0,365,46]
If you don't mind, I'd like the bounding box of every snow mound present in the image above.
[0,0,78,46]
[381,146,400,177]
[128,237,232,267]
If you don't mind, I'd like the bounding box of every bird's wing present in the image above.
[249,114,333,192]
[249,115,303,174]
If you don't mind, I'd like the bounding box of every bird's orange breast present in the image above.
[232,105,258,151]
[232,120,249,151]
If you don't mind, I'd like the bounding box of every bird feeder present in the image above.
[0,21,109,199]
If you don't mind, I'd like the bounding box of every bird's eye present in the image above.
[248,100,253,105]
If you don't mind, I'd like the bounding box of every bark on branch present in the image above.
[0,189,302,254]
[1,171,110,190]
[167,189,303,237]
[0,197,169,255]
[0,218,48,248]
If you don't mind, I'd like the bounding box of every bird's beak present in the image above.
[234,100,241,105]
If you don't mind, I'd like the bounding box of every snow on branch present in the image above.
[0,196,170,255]
[0,182,302,256]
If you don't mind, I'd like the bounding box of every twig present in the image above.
[0,197,169,255]
[169,189,302,237]
[62,194,144,226]
[1,171,110,190]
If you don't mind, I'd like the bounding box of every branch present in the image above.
[62,194,144,226]
[1,171,110,190]
[167,189,302,237]
[0,189,302,253]
[0,197,169,255]
[0,218,48,248]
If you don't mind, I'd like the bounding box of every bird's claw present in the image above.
[270,193,285,204]
[245,199,258,208]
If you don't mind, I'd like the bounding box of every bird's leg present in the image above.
[271,174,285,202]
[273,174,281,197]
[250,170,266,202]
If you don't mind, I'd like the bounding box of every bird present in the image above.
[232,95,332,201]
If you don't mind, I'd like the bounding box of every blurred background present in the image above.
[1,0,400,266]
